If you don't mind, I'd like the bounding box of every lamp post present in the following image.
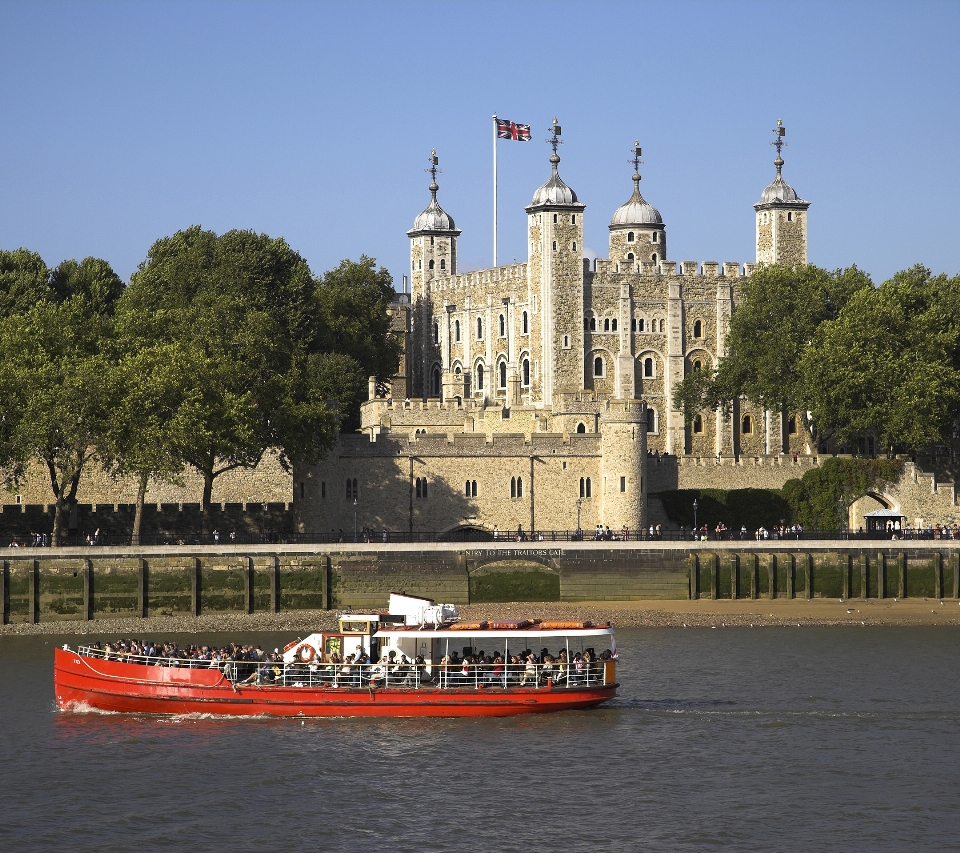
[693,498,699,540]
[353,498,358,543]
[576,497,583,539]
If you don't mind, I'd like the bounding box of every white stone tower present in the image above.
[408,150,461,399]
[755,120,810,265]
[609,141,666,269]
[525,119,586,405]
[599,401,647,533]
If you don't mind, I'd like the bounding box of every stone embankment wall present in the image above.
[3,542,959,625]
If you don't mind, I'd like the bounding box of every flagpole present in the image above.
[492,113,498,268]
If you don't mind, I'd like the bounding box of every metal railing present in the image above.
[73,646,613,690]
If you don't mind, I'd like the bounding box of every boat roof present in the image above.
[375,626,614,640]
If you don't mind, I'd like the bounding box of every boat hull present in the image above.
[53,648,617,717]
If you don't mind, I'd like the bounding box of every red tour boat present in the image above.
[54,594,618,717]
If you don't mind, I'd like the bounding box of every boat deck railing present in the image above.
[71,646,615,689]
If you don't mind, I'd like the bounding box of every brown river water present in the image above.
[2,626,959,852]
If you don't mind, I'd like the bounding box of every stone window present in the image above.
[429,259,434,270]
[476,364,484,390]
[611,319,617,332]
[440,258,446,269]
[419,260,422,270]
[659,319,665,332]
[638,318,645,332]
[522,358,530,386]
[787,212,793,222]
[579,477,592,498]
[651,253,658,263]
[594,356,604,377]
[693,319,702,338]
[603,318,610,332]
[563,335,570,348]
[572,241,577,252]
[553,241,557,251]
[646,408,656,433]
[644,357,654,377]
[692,360,702,372]
[652,232,659,244]
[346,478,358,501]
[521,311,528,334]
[693,415,704,433]
[571,214,576,224]
[627,231,635,243]
[631,318,636,332]
[576,422,586,433]
[454,364,461,375]
[742,414,754,434]
[498,361,507,389]
[455,320,460,341]
[620,476,626,493]
[553,214,558,223]
[415,477,428,499]
[430,236,435,246]
[589,317,596,331]
[788,415,798,434]
[498,314,506,337]
[477,317,483,339]
[465,480,477,497]
[433,322,439,343]
[511,476,523,498]
[432,366,441,396]
[627,253,634,261]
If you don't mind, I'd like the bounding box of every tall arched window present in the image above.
[433,322,439,343]
[659,319,665,333]
[477,317,483,339]
[627,231,635,242]
[627,252,634,261]
[651,253,658,263]
[594,356,604,377]
[498,314,505,337]
[498,361,507,389]
[522,358,530,386]
[432,366,441,396]
[788,415,798,434]
[611,319,617,332]
[516,476,523,498]
[576,422,586,433]
[742,414,753,434]
[589,317,596,331]
[693,414,704,434]
[476,364,484,390]
[440,258,445,270]
[652,232,659,244]
[646,408,656,433]
[603,318,610,332]
[644,357,653,377]
[454,320,460,341]
[428,259,435,270]
[692,360,702,372]
[693,319,702,338]
[521,311,528,334]
[638,318,645,332]
[510,477,516,498]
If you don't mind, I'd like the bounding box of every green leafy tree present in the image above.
[800,265,960,454]
[0,248,52,317]
[118,227,339,532]
[672,264,872,436]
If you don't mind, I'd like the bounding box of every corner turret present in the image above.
[754,120,810,265]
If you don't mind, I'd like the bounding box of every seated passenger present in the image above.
[520,654,538,686]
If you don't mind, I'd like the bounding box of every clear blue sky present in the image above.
[1,0,957,286]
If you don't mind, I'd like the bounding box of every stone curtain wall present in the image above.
[4,543,960,624]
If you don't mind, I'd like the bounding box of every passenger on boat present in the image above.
[520,653,538,686]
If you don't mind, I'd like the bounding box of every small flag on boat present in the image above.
[496,119,531,141]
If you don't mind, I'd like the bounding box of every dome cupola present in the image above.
[408,149,460,236]
[526,119,585,212]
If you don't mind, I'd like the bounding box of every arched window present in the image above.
[631,319,636,332]
[571,214,576,224]
[576,422,586,434]
[652,232,659,244]
[440,258,446,270]
[510,477,516,498]
[430,236,435,246]
[611,319,617,332]
[659,319,665,333]
[646,408,656,433]
[589,317,596,331]
[651,253,658,263]
[572,241,577,252]
[415,477,428,498]
[693,319,702,338]
[553,214,558,223]
[627,231,635,243]
[522,358,530,386]
[416,478,421,498]
[594,356,604,377]
[552,241,557,251]
[499,314,505,337]
[627,252,634,261]
[644,357,654,377]
[476,364,484,390]
[638,318,645,332]
[516,476,523,497]
[477,317,483,339]
[585,477,592,497]
[693,414,704,434]
[742,414,753,434]
[498,361,507,389]
[454,320,460,341]
[433,322,439,343]
[603,318,610,332]
[454,364,461,375]
[521,311,528,334]
[428,259,435,270]
[788,415,798,434]
[692,360,702,372]
[432,366,441,396]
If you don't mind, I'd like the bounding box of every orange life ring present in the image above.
[296,644,316,663]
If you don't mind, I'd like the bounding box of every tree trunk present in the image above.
[132,471,149,546]
[52,492,68,547]
[201,470,215,536]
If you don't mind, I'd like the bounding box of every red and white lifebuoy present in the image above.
[296,644,316,663]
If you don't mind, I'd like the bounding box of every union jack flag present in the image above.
[496,118,531,141]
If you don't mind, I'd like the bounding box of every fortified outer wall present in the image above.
[3,541,960,625]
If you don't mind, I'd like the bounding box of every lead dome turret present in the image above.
[608,141,666,266]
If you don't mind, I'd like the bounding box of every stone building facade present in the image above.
[294,123,811,537]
